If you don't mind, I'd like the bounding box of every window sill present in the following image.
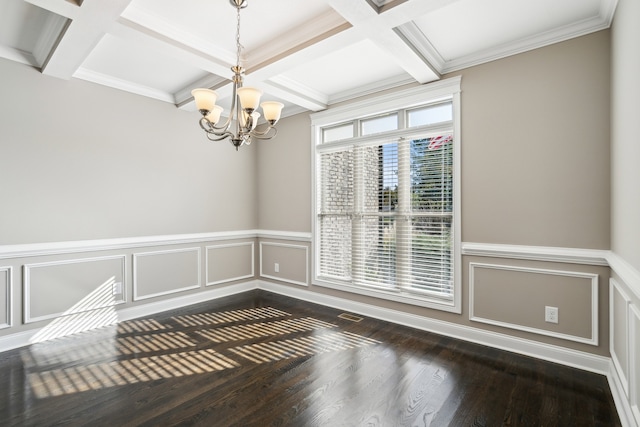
[312,278,461,314]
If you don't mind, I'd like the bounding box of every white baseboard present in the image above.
[258,280,611,375]
[608,359,638,427]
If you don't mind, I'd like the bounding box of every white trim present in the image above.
[608,358,638,427]
[310,76,461,127]
[258,280,610,375]
[23,255,127,324]
[122,280,255,324]
[630,304,640,427]
[462,242,610,266]
[73,67,176,104]
[611,278,632,397]
[132,247,201,301]
[255,230,312,242]
[0,280,257,354]
[0,230,259,259]
[259,242,309,287]
[327,75,417,106]
[311,77,462,314]
[0,45,38,68]
[32,13,68,67]
[468,263,599,346]
[313,278,458,312]
[608,251,640,302]
[0,229,311,260]
[205,241,255,286]
[0,267,12,329]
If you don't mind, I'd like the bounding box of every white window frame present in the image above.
[311,76,462,313]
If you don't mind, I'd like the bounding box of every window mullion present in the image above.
[352,146,365,287]
[396,138,411,290]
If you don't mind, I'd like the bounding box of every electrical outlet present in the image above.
[112,281,123,295]
[545,306,558,324]
[274,263,279,273]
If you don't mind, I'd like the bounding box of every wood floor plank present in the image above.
[0,290,621,426]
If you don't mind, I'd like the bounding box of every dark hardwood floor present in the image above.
[0,290,620,426]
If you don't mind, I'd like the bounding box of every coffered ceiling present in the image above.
[0,0,617,118]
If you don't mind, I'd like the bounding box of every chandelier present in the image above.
[191,0,284,150]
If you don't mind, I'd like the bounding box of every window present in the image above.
[312,78,461,312]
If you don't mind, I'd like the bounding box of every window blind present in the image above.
[317,135,454,298]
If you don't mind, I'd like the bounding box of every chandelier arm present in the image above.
[248,126,278,140]
[199,117,231,135]
[205,131,234,142]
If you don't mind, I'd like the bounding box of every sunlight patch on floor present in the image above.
[28,349,239,398]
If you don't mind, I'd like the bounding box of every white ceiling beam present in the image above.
[242,24,361,101]
[263,76,328,112]
[23,0,80,19]
[0,45,37,67]
[40,0,133,80]
[325,0,463,83]
[175,75,230,110]
[111,18,232,78]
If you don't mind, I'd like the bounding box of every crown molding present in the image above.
[73,67,176,103]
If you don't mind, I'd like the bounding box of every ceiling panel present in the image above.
[280,39,410,101]
[0,0,618,117]
[124,0,334,56]
[414,0,603,61]
[78,34,208,96]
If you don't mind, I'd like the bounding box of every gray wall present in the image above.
[257,112,311,233]
[258,30,612,356]
[0,57,259,342]
[459,31,610,249]
[0,58,258,245]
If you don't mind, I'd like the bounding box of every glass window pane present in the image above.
[379,143,398,212]
[361,113,398,136]
[319,215,352,280]
[410,136,453,212]
[407,103,452,127]
[323,123,353,143]
[407,216,453,295]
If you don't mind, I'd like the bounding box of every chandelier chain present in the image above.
[236,5,243,68]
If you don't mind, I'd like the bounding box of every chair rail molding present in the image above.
[461,242,610,266]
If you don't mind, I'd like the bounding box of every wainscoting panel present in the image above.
[611,278,632,397]
[630,303,640,426]
[133,248,200,301]
[469,263,598,345]
[260,242,309,286]
[206,242,254,286]
[0,267,11,329]
[24,256,126,324]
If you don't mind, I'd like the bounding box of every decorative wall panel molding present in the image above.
[133,248,200,301]
[608,251,640,302]
[23,255,126,324]
[0,267,12,329]
[259,242,309,287]
[469,263,599,345]
[206,242,255,286]
[611,278,632,397]
[629,303,640,426]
